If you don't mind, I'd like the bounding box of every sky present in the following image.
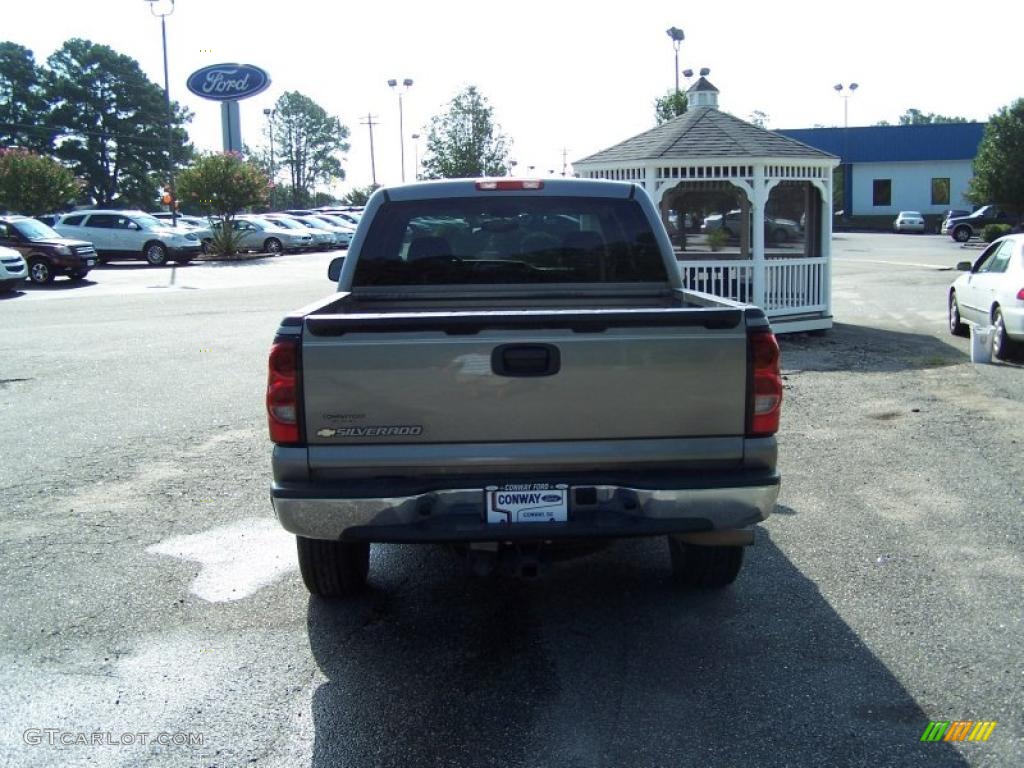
[7,0,1024,195]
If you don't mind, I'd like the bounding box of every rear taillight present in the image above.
[267,339,300,444]
[475,179,543,191]
[1017,287,1024,301]
[748,330,782,437]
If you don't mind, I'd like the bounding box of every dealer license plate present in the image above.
[86,259,95,266]
[485,484,569,524]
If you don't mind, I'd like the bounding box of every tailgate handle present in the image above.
[492,344,560,377]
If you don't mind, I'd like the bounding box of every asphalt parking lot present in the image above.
[0,233,1020,767]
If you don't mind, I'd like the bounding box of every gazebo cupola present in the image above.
[573,83,840,333]
[686,74,719,109]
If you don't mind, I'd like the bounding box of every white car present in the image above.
[54,210,203,265]
[893,211,926,233]
[948,234,1024,359]
[0,245,28,292]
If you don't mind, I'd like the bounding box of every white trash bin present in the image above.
[970,325,994,364]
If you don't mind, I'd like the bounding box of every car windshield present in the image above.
[315,215,349,227]
[131,214,164,229]
[353,196,668,287]
[266,217,303,230]
[13,218,62,240]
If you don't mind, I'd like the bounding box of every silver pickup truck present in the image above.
[268,178,782,597]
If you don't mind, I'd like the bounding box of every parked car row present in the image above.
[700,210,802,243]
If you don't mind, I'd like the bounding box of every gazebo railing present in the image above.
[677,257,827,317]
[764,257,827,316]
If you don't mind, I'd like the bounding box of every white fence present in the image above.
[677,257,828,318]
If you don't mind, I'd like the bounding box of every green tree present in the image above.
[967,99,1024,222]
[420,86,510,179]
[0,148,80,215]
[269,92,350,207]
[42,38,193,208]
[896,108,969,125]
[654,89,688,125]
[341,185,379,205]
[177,152,270,254]
[0,43,51,151]
[749,110,769,129]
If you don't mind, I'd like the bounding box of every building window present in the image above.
[872,179,892,207]
[931,177,950,205]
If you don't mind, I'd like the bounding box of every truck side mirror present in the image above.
[327,256,345,282]
[956,261,973,272]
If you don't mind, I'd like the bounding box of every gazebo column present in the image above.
[751,165,767,309]
[816,174,834,317]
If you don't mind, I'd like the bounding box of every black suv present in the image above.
[0,215,98,284]
[944,205,1013,243]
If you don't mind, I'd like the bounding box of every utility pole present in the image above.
[561,147,569,177]
[360,113,380,186]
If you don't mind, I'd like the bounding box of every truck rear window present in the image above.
[352,196,668,286]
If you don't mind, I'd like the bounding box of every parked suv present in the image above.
[944,205,1013,243]
[0,245,28,292]
[53,210,202,265]
[0,215,98,284]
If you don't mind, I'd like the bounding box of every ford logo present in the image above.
[186,63,271,102]
[541,494,562,503]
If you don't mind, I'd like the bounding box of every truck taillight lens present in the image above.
[748,330,782,437]
[475,179,543,191]
[267,339,300,444]
[1017,287,1024,301]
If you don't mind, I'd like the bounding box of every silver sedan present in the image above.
[893,211,926,233]
[226,217,313,254]
[263,215,335,251]
[948,234,1024,359]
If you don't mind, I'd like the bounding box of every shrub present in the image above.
[706,227,729,252]
[0,148,80,215]
[982,223,1012,242]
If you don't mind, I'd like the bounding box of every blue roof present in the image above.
[775,123,985,163]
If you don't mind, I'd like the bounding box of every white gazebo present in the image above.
[574,78,840,333]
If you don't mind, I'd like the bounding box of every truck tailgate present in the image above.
[300,308,748,445]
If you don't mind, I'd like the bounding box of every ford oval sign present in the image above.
[186,63,270,102]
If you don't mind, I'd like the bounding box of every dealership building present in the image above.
[776,123,986,220]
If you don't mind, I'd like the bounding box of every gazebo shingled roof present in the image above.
[575,107,836,165]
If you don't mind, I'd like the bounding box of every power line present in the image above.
[359,113,380,186]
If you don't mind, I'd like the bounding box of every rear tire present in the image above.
[144,242,169,266]
[296,537,370,597]
[668,536,744,589]
[992,307,1013,360]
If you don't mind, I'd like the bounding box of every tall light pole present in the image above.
[387,78,413,182]
[410,133,421,180]
[834,83,858,221]
[144,0,177,225]
[834,82,859,129]
[666,27,685,94]
[264,107,276,207]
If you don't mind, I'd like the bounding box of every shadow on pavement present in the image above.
[306,534,968,767]
[779,322,967,373]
